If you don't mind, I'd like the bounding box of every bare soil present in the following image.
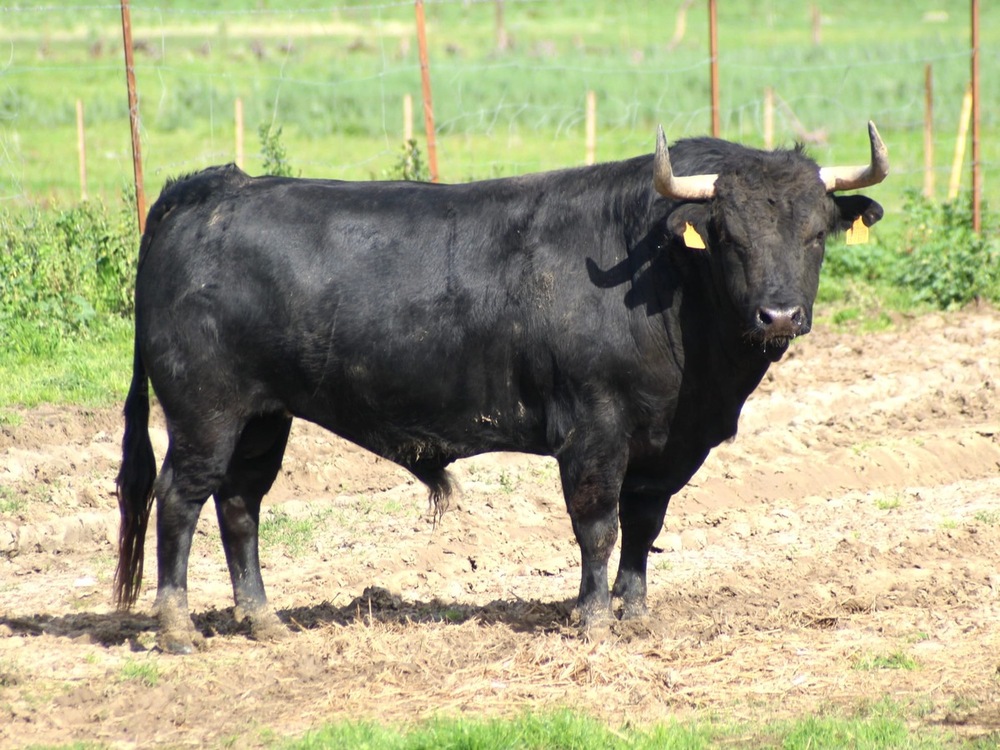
[1,309,999,748]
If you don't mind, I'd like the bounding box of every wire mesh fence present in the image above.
[0,0,995,230]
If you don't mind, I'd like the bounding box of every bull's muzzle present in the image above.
[753,304,809,349]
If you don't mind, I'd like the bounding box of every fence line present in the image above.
[0,0,994,232]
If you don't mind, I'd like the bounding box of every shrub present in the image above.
[892,190,1000,309]
[259,123,296,177]
[823,190,999,312]
[0,197,139,346]
[377,139,430,182]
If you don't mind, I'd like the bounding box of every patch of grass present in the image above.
[0,487,27,516]
[497,470,517,494]
[355,495,408,517]
[0,482,55,512]
[972,510,1000,526]
[851,441,875,456]
[259,508,316,557]
[853,650,920,672]
[288,710,721,750]
[118,657,159,687]
[0,315,132,408]
[815,274,924,335]
[777,713,910,750]
[0,659,22,688]
[946,695,980,714]
[283,704,976,750]
[874,495,903,511]
[0,410,24,427]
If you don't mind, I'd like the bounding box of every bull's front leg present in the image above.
[612,477,672,619]
[557,435,628,629]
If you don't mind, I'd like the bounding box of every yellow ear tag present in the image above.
[845,216,869,245]
[683,222,707,250]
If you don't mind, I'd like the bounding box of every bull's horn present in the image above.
[653,125,718,201]
[818,121,889,192]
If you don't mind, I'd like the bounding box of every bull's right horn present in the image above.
[653,125,718,201]
[818,121,890,192]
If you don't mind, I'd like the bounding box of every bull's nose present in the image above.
[755,305,807,339]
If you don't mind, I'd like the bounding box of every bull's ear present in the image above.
[666,204,710,251]
[831,195,884,232]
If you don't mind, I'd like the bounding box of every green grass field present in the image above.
[1,0,997,241]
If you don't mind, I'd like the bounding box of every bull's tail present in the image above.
[113,335,157,611]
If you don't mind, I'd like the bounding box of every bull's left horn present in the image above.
[818,121,889,192]
[653,125,718,201]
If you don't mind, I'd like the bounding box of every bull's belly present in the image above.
[288,387,551,472]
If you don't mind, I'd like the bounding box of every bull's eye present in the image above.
[812,230,826,248]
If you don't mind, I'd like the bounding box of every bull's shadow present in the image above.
[0,588,576,649]
[584,224,681,316]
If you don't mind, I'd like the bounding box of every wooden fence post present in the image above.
[923,65,934,199]
[585,91,596,165]
[948,85,973,201]
[235,97,244,169]
[76,99,87,201]
[970,0,981,231]
[120,0,146,234]
[763,87,774,149]
[708,0,720,137]
[404,93,413,143]
[414,0,439,182]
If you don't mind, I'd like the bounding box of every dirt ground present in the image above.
[1,308,999,748]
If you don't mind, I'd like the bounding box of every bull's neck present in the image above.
[655,242,774,392]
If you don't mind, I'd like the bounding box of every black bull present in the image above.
[115,124,887,653]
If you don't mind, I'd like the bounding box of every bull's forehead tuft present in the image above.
[712,156,827,207]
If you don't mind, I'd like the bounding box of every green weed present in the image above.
[118,658,159,687]
[376,139,430,182]
[259,124,297,178]
[853,650,919,672]
[0,487,27,516]
[874,495,902,511]
[0,659,21,688]
[498,470,517,494]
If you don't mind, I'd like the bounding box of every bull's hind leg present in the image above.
[154,427,238,654]
[213,413,292,643]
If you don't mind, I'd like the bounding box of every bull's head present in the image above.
[654,122,887,360]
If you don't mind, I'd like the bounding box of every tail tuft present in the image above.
[113,339,157,610]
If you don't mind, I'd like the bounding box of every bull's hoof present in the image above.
[618,599,649,621]
[156,627,205,655]
[249,610,289,643]
[155,599,206,654]
[575,603,614,639]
